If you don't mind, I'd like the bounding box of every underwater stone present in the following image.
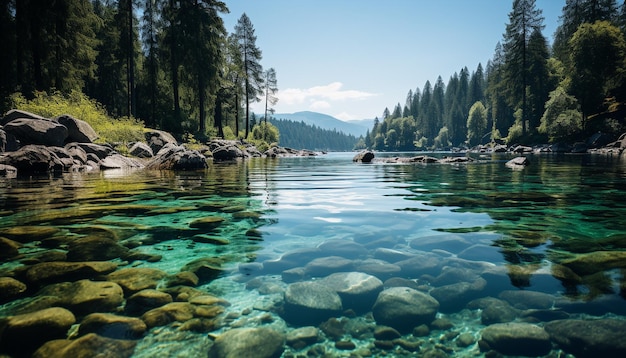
[140,302,196,328]
[208,327,285,358]
[125,289,173,316]
[372,248,416,263]
[0,307,76,357]
[0,225,61,242]
[544,318,626,357]
[499,290,556,310]
[304,256,355,277]
[560,250,626,276]
[283,281,343,325]
[39,279,124,315]
[0,277,27,303]
[286,326,320,349]
[354,258,401,279]
[165,271,200,287]
[479,322,550,357]
[25,261,118,285]
[78,312,147,339]
[181,257,223,283]
[395,253,443,278]
[373,326,401,340]
[262,247,322,273]
[320,272,383,312]
[430,278,487,313]
[0,236,21,259]
[107,267,168,295]
[409,234,473,254]
[188,216,226,230]
[317,239,368,259]
[372,287,439,332]
[468,297,520,325]
[66,236,129,261]
[32,333,136,358]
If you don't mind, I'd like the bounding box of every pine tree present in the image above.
[263,67,279,138]
[234,13,263,138]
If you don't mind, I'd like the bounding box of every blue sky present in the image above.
[222,0,565,121]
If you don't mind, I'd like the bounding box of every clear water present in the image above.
[2,152,626,357]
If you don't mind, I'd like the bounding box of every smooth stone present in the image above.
[66,236,129,261]
[283,281,343,325]
[188,216,225,230]
[479,322,551,356]
[0,236,21,259]
[107,267,168,295]
[457,244,504,263]
[372,287,440,332]
[281,266,307,283]
[395,253,443,277]
[545,319,626,357]
[0,277,27,303]
[78,313,147,339]
[373,248,416,263]
[468,297,520,325]
[180,257,223,283]
[55,114,98,143]
[335,340,356,350]
[319,271,383,312]
[354,258,401,279]
[125,289,173,315]
[304,256,354,276]
[38,279,124,315]
[262,247,322,273]
[431,266,480,286]
[430,278,487,313]
[409,234,473,254]
[559,251,626,276]
[382,277,421,290]
[286,326,320,349]
[374,326,402,340]
[0,307,76,356]
[208,327,285,358]
[128,141,153,158]
[317,239,368,259]
[25,261,118,285]
[3,117,68,146]
[140,302,196,328]
[164,271,200,287]
[456,332,476,347]
[32,333,136,358]
[499,290,556,310]
[0,226,61,242]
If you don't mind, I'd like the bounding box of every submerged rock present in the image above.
[505,156,530,169]
[0,277,27,303]
[544,319,626,357]
[320,272,383,312]
[283,281,343,325]
[32,333,137,358]
[107,267,168,295]
[372,287,439,332]
[38,279,124,315]
[208,327,285,358]
[0,307,76,356]
[25,261,118,285]
[78,312,147,339]
[479,322,551,357]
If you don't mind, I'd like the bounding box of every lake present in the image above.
[2,151,626,357]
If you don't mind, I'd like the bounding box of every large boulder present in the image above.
[32,333,136,358]
[3,117,68,146]
[24,261,118,286]
[212,143,245,161]
[100,153,144,170]
[128,141,154,158]
[1,109,46,126]
[38,279,125,315]
[0,277,27,303]
[76,142,115,159]
[0,144,68,173]
[353,150,375,163]
[372,287,439,332]
[208,327,285,358]
[55,114,98,143]
[145,143,208,170]
[78,313,147,339]
[283,281,343,325]
[479,322,551,357]
[107,267,168,295]
[544,319,626,358]
[0,307,76,356]
[145,129,178,154]
[320,272,383,312]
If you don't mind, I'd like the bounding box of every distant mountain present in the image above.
[272,111,370,137]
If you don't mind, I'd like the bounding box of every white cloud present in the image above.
[310,100,331,110]
[278,82,378,106]
[335,112,357,121]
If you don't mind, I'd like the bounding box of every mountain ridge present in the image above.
[272,111,372,137]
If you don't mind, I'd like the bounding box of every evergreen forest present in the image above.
[269,118,359,151]
[2,0,626,151]
[368,0,626,151]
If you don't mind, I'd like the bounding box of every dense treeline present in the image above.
[270,118,358,151]
[369,0,626,151]
[0,0,276,142]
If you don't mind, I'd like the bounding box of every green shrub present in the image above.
[8,90,145,144]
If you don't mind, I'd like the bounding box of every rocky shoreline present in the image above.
[0,109,319,177]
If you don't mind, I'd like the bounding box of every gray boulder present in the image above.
[506,156,530,169]
[145,143,207,170]
[479,322,551,357]
[372,287,439,332]
[3,118,68,147]
[76,142,115,159]
[212,144,245,161]
[145,129,177,154]
[100,153,144,170]
[353,150,374,163]
[320,272,383,312]
[283,281,343,325]
[1,109,46,126]
[55,114,98,143]
[128,141,153,158]
[0,144,67,173]
[544,319,626,358]
[208,327,285,358]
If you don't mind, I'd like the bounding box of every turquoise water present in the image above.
[2,152,626,356]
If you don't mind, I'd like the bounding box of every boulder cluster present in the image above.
[0,109,319,176]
